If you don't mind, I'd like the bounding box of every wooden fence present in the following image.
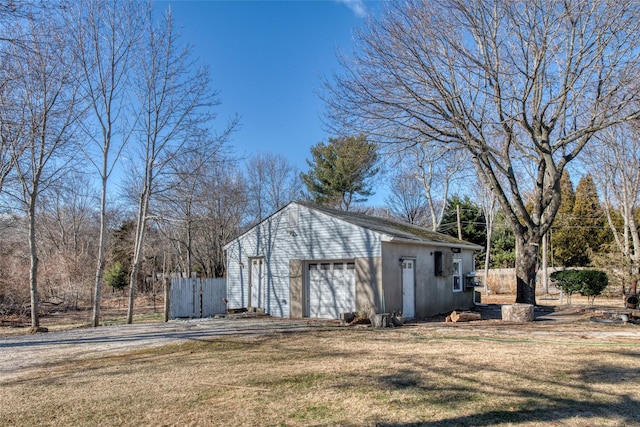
[169,278,227,319]
[476,267,624,296]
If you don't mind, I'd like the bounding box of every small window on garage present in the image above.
[309,263,318,270]
[334,262,344,270]
[453,259,462,292]
[321,263,331,270]
[346,262,355,270]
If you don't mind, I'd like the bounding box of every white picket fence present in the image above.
[170,278,227,319]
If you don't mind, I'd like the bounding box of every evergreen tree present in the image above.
[552,171,579,266]
[572,174,609,265]
[110,220,135,280]
[439,195,486,247]
[552,173,609,266]
[488,211,515,268]
[104,262,127,293]
[301,135,379,210]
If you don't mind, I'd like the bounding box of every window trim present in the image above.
[452,258,463,292]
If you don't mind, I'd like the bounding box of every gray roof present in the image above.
[299,203,482,249]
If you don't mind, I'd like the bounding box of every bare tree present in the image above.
[195,162,248,277]
[157,157,249,279]
[0,53,23,194]
[67,0,147,327]
[0,3,33,194]
[246,152,301,224]
[37,172,98,306]
[155,128,233,277]
[411,143,467,231]
[324,0,640,304]
[385,164,428,226]
[0,1,35,45]
[475,178,498,295]
[585,124,640,275]
[3,8,82,328]
[125,8,234,323]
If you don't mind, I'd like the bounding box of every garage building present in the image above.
[224,202,481,320]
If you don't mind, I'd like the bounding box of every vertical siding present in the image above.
[225,203,383,318]
[170,278,227,318]
[170,278,199,318]
[201,278,227,317]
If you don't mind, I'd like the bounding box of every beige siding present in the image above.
[289,259,303,318]
[381,242,475,317]
[355,257,382,314]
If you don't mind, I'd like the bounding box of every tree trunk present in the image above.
[450,310,482,322]
[483,224,493,295]
[629,211,640,275]
[127,188,150,324]
[28,199,40,328]
[542,231,549,294]
[92,175,108,327]
[515,234,540,305]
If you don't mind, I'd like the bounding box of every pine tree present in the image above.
[488,211,515,268]
[301,135,379,211]
[572,174,609,265]
[552,170,578,266]
[439,195,486,247]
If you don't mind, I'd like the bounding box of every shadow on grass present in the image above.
[369,341,640,426]
[374,393,639,426]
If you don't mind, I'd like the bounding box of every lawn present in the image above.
[1,320,639,426]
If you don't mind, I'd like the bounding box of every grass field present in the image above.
[1,316,639,426]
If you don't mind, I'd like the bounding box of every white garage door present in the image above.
[308,261,356,319]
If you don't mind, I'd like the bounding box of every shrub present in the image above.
[550,270,582,304]
[550,269,608,305]
[577,270,608,304]
[104,262,127,292]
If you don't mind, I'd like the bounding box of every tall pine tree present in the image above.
[552,171,579,266]
[572,174,609,265]
[439,195,486,247]
[301,135,379,211]
[553,173,608,266]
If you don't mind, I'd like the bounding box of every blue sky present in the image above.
[156,0,382,200]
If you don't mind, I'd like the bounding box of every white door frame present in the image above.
[401,258,416,318]
[249,257,265,308]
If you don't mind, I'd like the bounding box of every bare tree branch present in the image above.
[323,0,640,304]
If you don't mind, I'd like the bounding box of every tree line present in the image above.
[3,1,640,328]
[0,1,245,327]
[322,0,640,304]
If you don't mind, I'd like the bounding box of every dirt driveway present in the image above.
[0,316,323,382]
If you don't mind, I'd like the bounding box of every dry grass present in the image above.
[1,321,639,426]
[1,295,164,335]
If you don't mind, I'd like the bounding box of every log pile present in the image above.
[446,310,482,323]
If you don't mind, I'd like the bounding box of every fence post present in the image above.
[164,277,171,322]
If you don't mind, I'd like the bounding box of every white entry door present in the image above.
[249,258,265,308]
[402,259,415,318]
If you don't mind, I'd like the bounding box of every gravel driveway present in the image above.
[3,306,639,383]
[0,317,322,382]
